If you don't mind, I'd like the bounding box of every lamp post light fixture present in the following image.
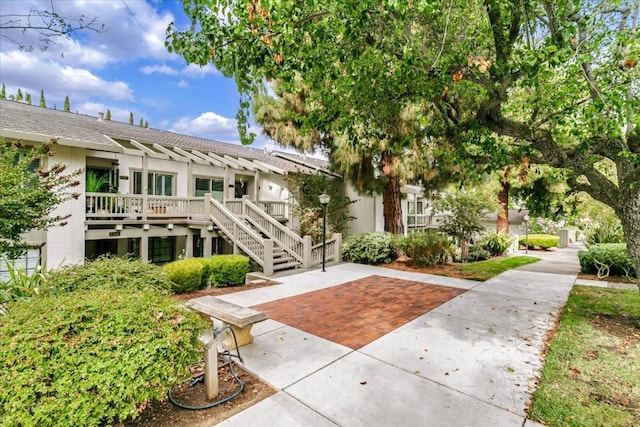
[319,193,331,272]
[523,214,530,254]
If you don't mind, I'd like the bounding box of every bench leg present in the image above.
[223,324,255,350]
[204,330,219,400]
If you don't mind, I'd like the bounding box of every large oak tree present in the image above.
[167,0,640,279]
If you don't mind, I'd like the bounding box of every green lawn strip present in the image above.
[530,286,640,427]
[459,256,540,281]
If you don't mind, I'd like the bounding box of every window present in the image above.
[194,177,224,200]
[150,237,175,264]
[0,248,41,281]
[133,171,175,196]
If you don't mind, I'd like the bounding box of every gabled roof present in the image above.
[0,99,320,175]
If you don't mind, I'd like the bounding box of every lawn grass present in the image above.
[529,286,640,427]
[459,256,540,281]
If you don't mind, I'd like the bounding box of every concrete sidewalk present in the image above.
[212,247,582,427]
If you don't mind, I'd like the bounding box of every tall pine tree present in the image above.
[105,109,111,120]
[129,112,133,125]
[63,96,70,112]
[16,89,23,102]
[0,83,5,99]
[39,90,46,107]
[25,93,32,105]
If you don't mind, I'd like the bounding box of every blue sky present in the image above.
[0,0,277,149]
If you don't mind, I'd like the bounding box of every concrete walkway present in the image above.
[210,246,582,427]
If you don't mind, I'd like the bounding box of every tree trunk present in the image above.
[618,192,640,290]
[497,174,509,233]
[381,151,404,235]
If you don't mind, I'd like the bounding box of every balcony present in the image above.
[85,193,287,222]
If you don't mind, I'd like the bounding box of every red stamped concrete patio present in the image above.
[252,274,467,349]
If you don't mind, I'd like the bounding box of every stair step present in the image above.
[273,255,296,264]
[273,261,301,271]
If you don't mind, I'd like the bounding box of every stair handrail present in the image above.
[208,197,273,275]
[241,198,309,266]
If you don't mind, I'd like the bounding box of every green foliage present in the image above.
[105,109,111,120]
[467,246,492,262]
[519,234,560,250]
[286,173,355,240]
[39,89,46,108]
[209,255,250,287]
[530,286,640,426]
[583,218,625,246]
[476,231,515,256]
[85,170,109,192]
[578,244,636,279]
[63,95,70,112]
[0,83,5,99]
[46,256,173,295]
[129,111,133,125]
[528,217,565,235]
[0,140,81,258]
[396,231,453,267]
[0,287,205,426]
[195,257,212,288]
[16,88,23,102]
[342,232,396,265]
[163,258,204,293]
[433,190,496,260]
[0,258,49,315]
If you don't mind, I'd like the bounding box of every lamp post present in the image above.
[523,214,530,254]
[319,193,331,272]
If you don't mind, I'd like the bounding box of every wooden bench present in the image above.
[187,296,269,350]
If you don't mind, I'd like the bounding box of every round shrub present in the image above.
[518,234,559,250]
[47,256,173,295]
[578,243,636,278]
[342,232,396,264]
[210,255,250,287]
[468,246,492,262]
[163,258,204,293]
[396,231,452,266]
[0,288,206,426]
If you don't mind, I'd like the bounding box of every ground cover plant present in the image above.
[579,244,636,280]
[530,286,640,426]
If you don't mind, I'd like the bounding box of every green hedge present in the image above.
[210,255,250,287]
[342,232,396,264]
[396,231,452,267]
[578,243,636,278]
[0,288,205,426]
[519,234,559,250]
[163,258,204,293]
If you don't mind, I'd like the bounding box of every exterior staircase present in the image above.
[205,196,342,276]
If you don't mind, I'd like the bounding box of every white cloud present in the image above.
[0,50,134,102]
[140,65,178,75]
[182,63,219,77]
[75,102,134,123]
[177,79,189,88]
[170,112,239,141]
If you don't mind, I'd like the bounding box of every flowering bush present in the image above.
[527,217,565,235]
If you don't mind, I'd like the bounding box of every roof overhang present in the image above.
[0,129,123,153]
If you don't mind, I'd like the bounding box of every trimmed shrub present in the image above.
[210,255,250,287]
[519,234,559,250]
[163,258,204,293]
[342,232,396,264]
[396,231,452,267]
[0,287,205,426]
[195,257,213,288]
[47,256,173,295]
[578,243,636,278]
[476,231,515,256]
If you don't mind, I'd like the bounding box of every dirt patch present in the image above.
[577,272,637,284]
[125,361,275,427]
[381,259,482,280]
[173,279,279,301]
[590,314,640,355]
